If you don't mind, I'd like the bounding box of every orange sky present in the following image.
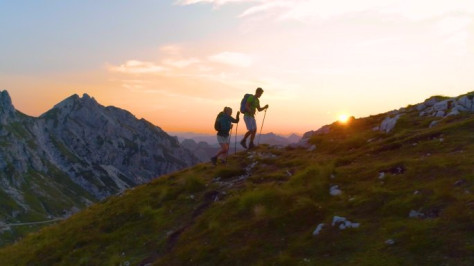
[2,1,474,135]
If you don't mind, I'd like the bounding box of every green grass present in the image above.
[0,105,473,265]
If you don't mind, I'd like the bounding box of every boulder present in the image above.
[433,100,449,112]
[429,120,439,128]
[447,109,460,116]
[330,185,342,196]
[380,114,400,133]
[424,97,439,107]
[416,103,427,111]
[453,103,468,112]
[312,223,325,236]
[457,96,473,110]
[409,210,424,218]
[332,216,360,230]
[435,111,445,117]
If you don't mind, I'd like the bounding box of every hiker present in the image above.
[240,87,269,149]
[211,107,240,165]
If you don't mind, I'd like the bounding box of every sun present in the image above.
[338,114,351,124]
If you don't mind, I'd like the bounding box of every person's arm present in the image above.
[231,111,240,123]
[257,104,269,112]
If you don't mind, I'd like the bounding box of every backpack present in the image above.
[214,112,224,131]
[240,94,252,113]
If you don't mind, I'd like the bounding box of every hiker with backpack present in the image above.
[211,107,240,165]
[240,87,269,149]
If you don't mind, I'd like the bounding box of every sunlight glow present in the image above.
[338,114,350,124]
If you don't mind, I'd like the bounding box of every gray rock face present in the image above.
[380,114,400,133]
[377,93,474,132]
[417,94,474,118]
[38,94,199,198]
[0,91,16,124]
[0,90,199,224]
[377,92,474,132]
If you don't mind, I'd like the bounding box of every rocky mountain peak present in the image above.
[79,93,98,107]
[41,93,105,123]
[50,93,98,111]
[46,94,79,114]
[0,90,14,108]
[0,90,16,123]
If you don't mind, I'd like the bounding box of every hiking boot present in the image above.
[240,139,247,149]
[248,142,255,149]
[211,156,217,165]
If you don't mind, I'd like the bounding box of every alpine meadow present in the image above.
[0,91,473,265]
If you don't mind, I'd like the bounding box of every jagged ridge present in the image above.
[0,90,199,246]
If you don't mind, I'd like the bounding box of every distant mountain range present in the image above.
[0,90,199,245]
[174,132,301,162]
[172,132,300,146]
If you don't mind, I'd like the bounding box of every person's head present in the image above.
[255,87,264,98]
[224,106,232,115]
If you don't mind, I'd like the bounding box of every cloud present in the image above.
[175,0,256,6]
[208,52,253,67]
[177,0,474,22]
[162,58,201,68]
[176,0,384,20]
[107,60,167,74]
[160,45,182,55]
[277,0,384,21]
[239,1,293,17]
[384,1,474,21]
[107,47,254,89]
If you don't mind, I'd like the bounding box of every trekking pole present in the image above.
[234,121,239,154]
[225,125,232,164]
[257,109,267,145]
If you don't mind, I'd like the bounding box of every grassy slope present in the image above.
[0,109,473,265]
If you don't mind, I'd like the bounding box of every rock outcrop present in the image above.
[299,92,474,144]
[377,92,474,132]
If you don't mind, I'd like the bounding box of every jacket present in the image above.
[217,113,239,137]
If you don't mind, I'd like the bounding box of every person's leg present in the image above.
[216,144,227,158]
[212,136,226,164]
[248,118,257,148]
[241,116,253,148]
[221,143,229,161]
[240,134,248,148]
[242,131,252,141]
[249,130,257,148]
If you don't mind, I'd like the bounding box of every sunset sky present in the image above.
[1,0,473,135]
